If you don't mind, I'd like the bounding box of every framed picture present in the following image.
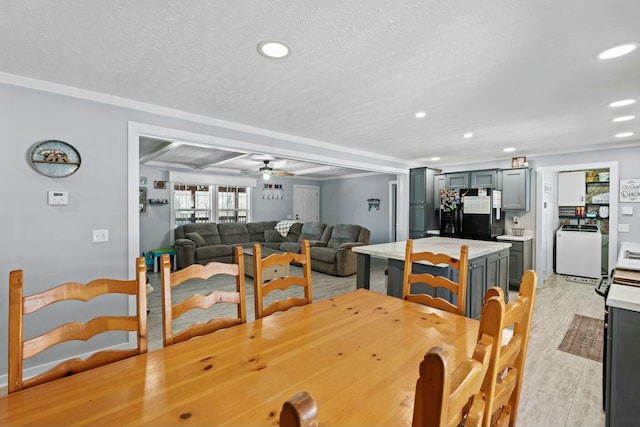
[139,176,147,186]
[511,156,527,168]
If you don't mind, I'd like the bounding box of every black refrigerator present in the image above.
[460,188,505,240]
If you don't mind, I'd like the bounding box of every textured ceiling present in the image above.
[1,0,639,175]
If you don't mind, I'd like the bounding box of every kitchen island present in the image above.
[353,237,512,318]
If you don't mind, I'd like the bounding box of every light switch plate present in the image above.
[618,224,630,232]
[622,206,634,215]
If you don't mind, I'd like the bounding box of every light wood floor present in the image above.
[2,259,607,427]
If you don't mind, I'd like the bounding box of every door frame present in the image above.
[535,161,618,285]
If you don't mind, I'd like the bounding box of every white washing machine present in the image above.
[556,224,602,279]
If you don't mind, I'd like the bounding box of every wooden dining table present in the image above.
[0,289,480,426]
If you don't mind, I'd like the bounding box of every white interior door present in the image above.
[293,185,319,222]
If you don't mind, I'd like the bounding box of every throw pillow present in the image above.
[185,232,206,247]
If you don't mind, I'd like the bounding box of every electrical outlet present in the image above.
[618,224,630,233]
[92,229,109,242]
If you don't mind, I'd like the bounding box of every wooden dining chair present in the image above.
[479,270,537,427]
[8,257,148,394]
[402,239,469,315]
[280,391,318,427]
[253,240,312,319]
[160,246,247,346]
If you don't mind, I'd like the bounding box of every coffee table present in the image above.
[242,247,290,280]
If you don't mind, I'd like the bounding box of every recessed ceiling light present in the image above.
[464,132,473,138]
[257,41,291,59]
[597,42,638,59]
[415,111,426,119]
[430,157,440,161]
[616,132,634,138]
[503,147,516,152]
[612,115,636,122]
[609,99,636,108]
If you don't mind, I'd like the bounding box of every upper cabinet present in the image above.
[558,171,586,206]
[410,168,427,204]
[445,169,501,189]
[502,168,531,211]
[445,172,469,189]
[470,169,501,189]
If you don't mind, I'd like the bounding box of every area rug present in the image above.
[565,276,599,285]
[558,314,603,362]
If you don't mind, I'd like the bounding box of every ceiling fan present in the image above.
[252,160,294,178]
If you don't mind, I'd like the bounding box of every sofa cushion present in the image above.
[246,221,277,242]
[196,245,234,259]
[217,223,251,245]
[299,222,326,242]
[285,222,303,242]
[182,223,222,246]
[185,232,206,247]
[328,224,362,249]
[279,241,302,254]
[310,246,337,263]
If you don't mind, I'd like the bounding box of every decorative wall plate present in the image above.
[30,140,81,178]
[154,180,166,189]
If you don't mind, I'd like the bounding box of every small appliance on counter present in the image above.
[460,188,505,240]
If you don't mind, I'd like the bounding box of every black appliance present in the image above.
[595,272,612,411]
[460,188,505,240]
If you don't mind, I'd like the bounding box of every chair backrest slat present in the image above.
[402,240,469,316]
[8,258,148,394]
[161,246,247,346]
[479,270,537,427]
[253,240,313,319]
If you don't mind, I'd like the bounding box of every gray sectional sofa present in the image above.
[174,221,370,276]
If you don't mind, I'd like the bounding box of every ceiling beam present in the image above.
[195,152,251,170]
[139,141,183,163]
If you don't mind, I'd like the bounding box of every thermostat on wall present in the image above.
[48,191,68,205]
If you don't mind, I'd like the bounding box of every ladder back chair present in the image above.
[8,257,148,394]
[253,240,313,319]
[479,270,537,427]
[160,246,247,347]
[402,239,469,315]
[412,291,505,427]
[280,391,318,427]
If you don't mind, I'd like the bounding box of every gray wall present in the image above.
[0,82,402,380]
[320,174,396,244]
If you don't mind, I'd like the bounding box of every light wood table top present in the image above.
[0,289,480,426]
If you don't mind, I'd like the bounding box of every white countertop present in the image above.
[352,237,511,262]
[497,234,533,242]
[607,283,640,312]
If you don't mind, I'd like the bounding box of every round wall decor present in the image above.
[30,140,81,178]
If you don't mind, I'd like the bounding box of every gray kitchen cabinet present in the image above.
[606,305,640,427]
[470,169,501,189]
[467,257,487,319]
[507,240,532,288]
[409,167,437,238]
[502,168,531,211]
[434,174,446,207]
[487,250,510,298]
[445,172,469,189]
